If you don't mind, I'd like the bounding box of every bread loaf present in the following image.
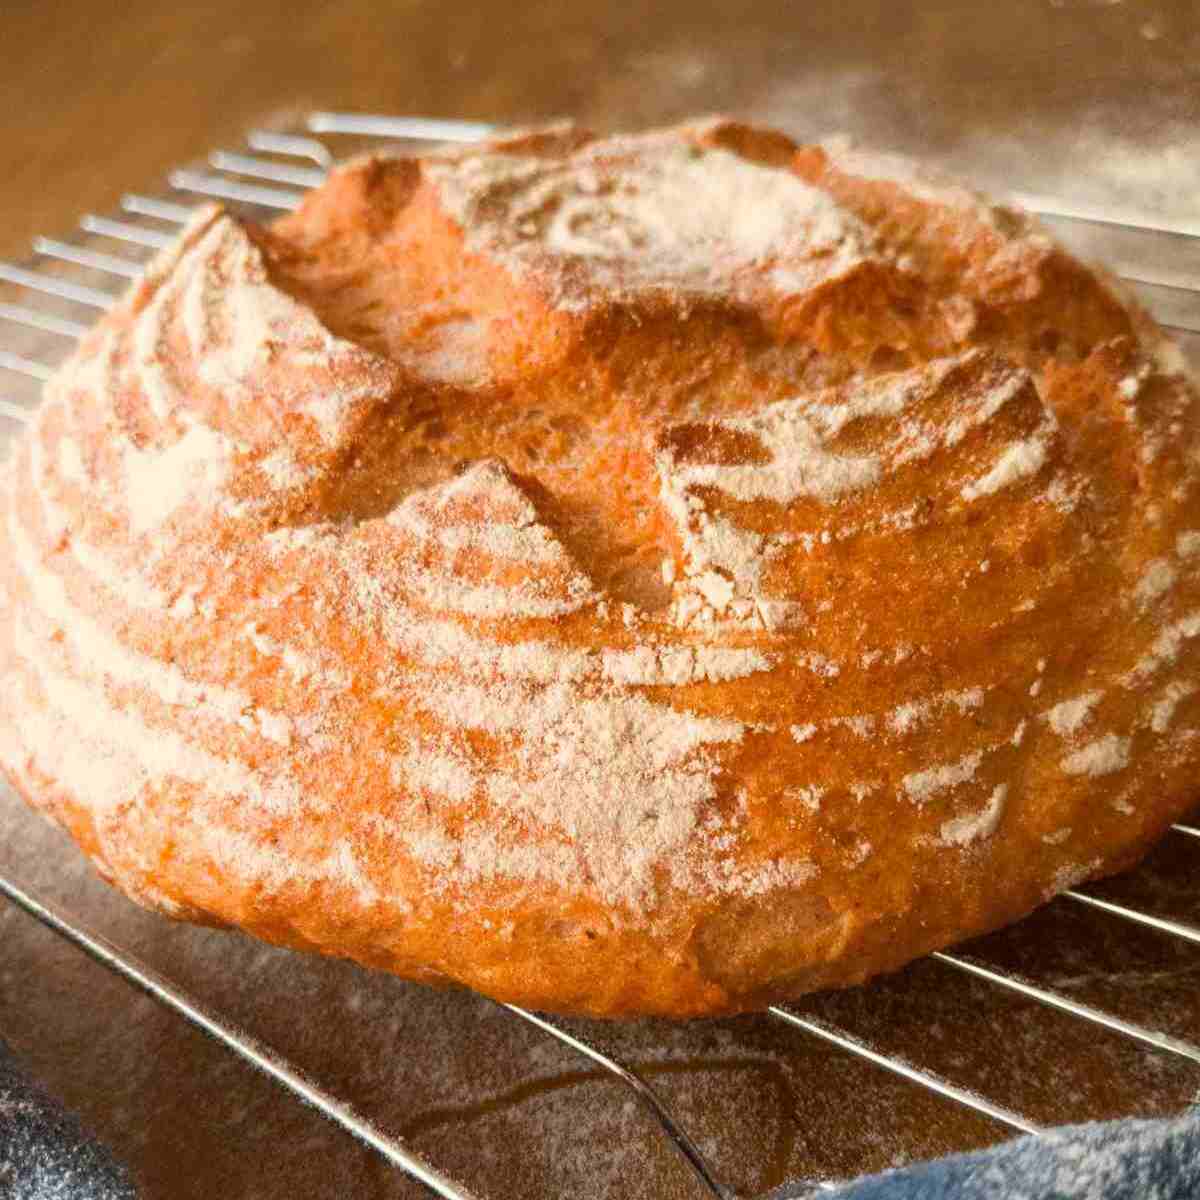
[2,119,1198,1017]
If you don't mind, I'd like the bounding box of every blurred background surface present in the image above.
[2,0,1198,255]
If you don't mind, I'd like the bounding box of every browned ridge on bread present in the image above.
[2,118,1199,1017]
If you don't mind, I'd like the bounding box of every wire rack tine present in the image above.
[1148,315,1200,337]
[0,398,31,423]
[211,150,327,189]
[79,215,174,250]
[308,112,497,142]
[767,1007,1041,1136]
[248,130,334,167]
[1174,823,1200,840]
[1114,266,1200,296]
[168,169,302,211]
[33,238,142,279]
[499,1004,734,1200]
[1062,890,1200,945]
[0,303,88,339]
[1121,283,1200,334]
[932,951,1200,1066]
[121,194,195,224]
[0,350,55,381]
[1010,191,1200,241]
[0,262,113,309]
[0,871,481,1200]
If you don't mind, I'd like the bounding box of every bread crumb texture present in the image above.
[3,119,1199,1016]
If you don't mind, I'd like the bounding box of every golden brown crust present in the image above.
[2,119,1199,1017]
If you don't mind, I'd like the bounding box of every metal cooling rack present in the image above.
[2,112,1200,1199]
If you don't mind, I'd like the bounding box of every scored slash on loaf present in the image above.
[1,118,1198,1018]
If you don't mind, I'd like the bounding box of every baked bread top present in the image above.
[2,118,1198,1017]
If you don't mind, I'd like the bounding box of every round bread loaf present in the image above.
[2,119,1198,1018]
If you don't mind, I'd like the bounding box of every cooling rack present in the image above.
[1,112,1200,1199]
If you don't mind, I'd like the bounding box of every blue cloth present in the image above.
[0,1037,136,1200]
[777,1110,1200,1200]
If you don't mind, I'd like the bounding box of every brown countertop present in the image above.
[2,3,1200,1198]
[2,0,1199,258]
